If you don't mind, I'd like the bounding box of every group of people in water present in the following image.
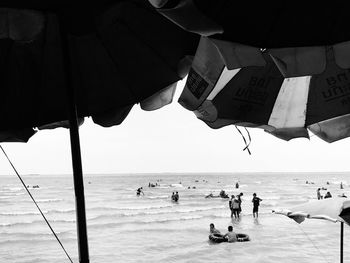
[228,192,262,219]
[317,188,332,200]
[316,181,347,200]
[209,223,250,243]
[136,186,180,202]
[171,191,179,202]
[139,183,263,219]
[210,223,237,242]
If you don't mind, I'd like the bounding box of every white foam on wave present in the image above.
[170,184,184,187]
[0,211,40,216]
[2,187,23,192]
[88,204,174,212]
[35,198,64,203]
[0,218,76,227]
[145,195,169,199]
[89,206,224,221]
[89,215,204,229]
[332,180,347,185]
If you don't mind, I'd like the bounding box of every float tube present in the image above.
[208,233,250,243]
[208,234,227,243]
[236,233,250,242]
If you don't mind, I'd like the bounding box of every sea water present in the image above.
[0,172,349,263]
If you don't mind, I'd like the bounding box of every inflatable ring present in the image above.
[208,234,227,243]
[209,233,250,243]
[236,233,250,242]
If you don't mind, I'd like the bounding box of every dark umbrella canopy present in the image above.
[149,0,350,48]
[0,2,200,263]
[0,0,199,142]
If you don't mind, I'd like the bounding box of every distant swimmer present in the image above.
[172,191,179,202]
[235,182,239,189]
[219,190,228,198]
[136,187,144,196]
[324,191,332,199]
[340,182,344,189]
[206,193,214,198]
[175,191,179,201]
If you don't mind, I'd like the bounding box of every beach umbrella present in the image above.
[178,36,350,143]
[273,198,350,263]
[3,1,350,263]
[148,0,350,48]
[0,2,199,262]
[0,1,198,142]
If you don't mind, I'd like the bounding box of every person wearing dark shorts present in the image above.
[252,193,262,218]
[237,193,243,217]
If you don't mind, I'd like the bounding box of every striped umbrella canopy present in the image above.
[178,37,350,143]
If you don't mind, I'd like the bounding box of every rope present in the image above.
[235,126,251,155]
[0,145,74,263]
[295,223,330,263]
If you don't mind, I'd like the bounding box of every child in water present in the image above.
[223,226,237,242]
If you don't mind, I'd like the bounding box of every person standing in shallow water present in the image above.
[237,193,243,217]
[252,193,262,218]
[231,195,240,219]
[317,188,322,200]
[229,195,234,217]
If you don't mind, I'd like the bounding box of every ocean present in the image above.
[0,172,349,263]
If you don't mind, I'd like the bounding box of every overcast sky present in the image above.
[0,79,349,175]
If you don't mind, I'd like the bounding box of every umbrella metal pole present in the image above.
[58,15,90,263]
[340,221,344,263]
